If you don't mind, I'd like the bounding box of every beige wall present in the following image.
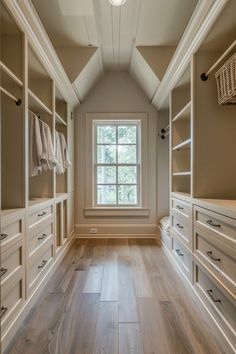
[75,71,167,237]
[157,110,170,220]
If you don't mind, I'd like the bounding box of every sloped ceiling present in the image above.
[31,0,199,103]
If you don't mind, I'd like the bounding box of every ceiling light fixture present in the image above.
[109,0,127,6]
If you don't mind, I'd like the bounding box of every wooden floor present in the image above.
[7,238,226,354]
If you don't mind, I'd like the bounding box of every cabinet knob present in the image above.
[207,289,221,303]
[0,306,8,319]
[38,211,47,217]
[176,205,184,210]
[176,249,184,256]
[38,233,47,240]
[206,251,220,262]
[176,223,184,229]
[207,220,220,228]
[38,260,47,269]
[0,233,8,241]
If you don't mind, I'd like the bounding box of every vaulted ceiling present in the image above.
[32,0,199,103]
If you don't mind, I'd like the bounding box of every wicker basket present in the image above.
[215,52,236,105]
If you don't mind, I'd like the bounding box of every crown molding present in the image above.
[152,0,228,109]
[3,0,79,108]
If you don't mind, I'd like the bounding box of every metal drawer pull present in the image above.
[38,211,47,217]
[0,268,8,277]
[0,233,8,241]
[207,289,221,303]
[38,260,47,269]
[0,306,8,319]
[176,249,184,256]
[176,223,184,229]
[206,220,220,228]
[176,205,184,210]
[206,251,221,262]
[38,233,47,240]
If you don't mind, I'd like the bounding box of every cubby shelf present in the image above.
[28,89,52,115]
[0,61,23,87]
[172,101,191,122]
[55,112,67,126]
[172,138,191,151]
[173,171,191,176]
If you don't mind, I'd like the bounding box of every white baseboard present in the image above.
[75,223,157,238]
[2,238,75,353]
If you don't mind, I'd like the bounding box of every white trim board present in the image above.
[74,234,157,239]
[75,223,157,237]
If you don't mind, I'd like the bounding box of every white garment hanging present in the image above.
[40,121,57,171]
[55,132,64,174]
[29,112,43,177]
[55,131,72,174]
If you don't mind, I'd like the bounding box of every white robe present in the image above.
[29,112,43,177]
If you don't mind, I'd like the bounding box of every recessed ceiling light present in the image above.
[109,0,127,6]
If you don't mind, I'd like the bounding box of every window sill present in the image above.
[84,207,150,217]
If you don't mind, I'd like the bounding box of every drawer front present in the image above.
[29,222,54,256]
[172,236,193,282]
[28,204,53,231]
[171,197,192,221]
[194,230,236,299]
[1,273,25,334]
[1,241,24,284]
[194,264,236,345]
[194,206,236,249]
[1,217,24,250]
[28,243,54,293]
[171,213,192,250]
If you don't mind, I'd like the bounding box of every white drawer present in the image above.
[1,241,25,285]
[194,229,236,300]
[1,270,25,335]
[194,206,236,249]
[28,242,54,294]
[194,264,236,348]
[28,222,54,256]
[172,236,193,282]
[171,197,192,221]
[171,212,192,251]
[28,203,53,231]
[1,212,25,250]
[159,227,171,250]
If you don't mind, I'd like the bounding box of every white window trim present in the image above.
[85,113,149,217]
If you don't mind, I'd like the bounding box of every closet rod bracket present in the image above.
[16,99,22,106]
[200,73,208,81]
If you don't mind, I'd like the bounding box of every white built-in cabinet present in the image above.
[165,2,236,352]
[0,3,75,351]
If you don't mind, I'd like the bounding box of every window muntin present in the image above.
[94,121,140,206]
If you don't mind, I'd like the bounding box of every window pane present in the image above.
[97,125,116,144]
[118,166,137,184]
[118,145,136,164]
[97,145,116,164]
[118,125,137,144]
[118,185,137,205]
[97,185,116,205]
[97,166,116,184]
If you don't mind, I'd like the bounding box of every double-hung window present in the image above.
[94,121,141,206]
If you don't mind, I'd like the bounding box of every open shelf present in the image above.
[56,112,67,126]
[172,138,191,151]
[0,61,23,87]
[173,172,191,176]
[28,89,53,115]
[0,3,23,82]
[172,101,191,122]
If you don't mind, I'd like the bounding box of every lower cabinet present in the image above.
[0,197,74,351]
[168,196,236,353]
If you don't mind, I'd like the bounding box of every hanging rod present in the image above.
[201,40,236,81]
[161,124,169,133]
[0,86,21,105]
[161,131,169,140]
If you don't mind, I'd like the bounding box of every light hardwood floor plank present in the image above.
[83,266,103,293]
[119,323,144,354]
[118,256,139,322]
[92,302,118,354]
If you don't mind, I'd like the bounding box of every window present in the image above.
[94,121,140,206]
